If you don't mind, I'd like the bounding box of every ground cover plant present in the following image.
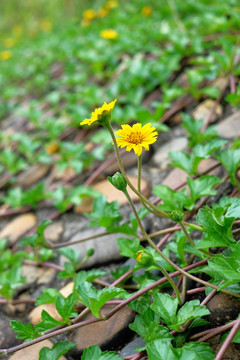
[0,0,240,359]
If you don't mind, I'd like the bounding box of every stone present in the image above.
[44,221,63,243]
[197,158,221,176]
[8,340,67,359]
[0,214,37,245]
[69,304,135,355]
[37,268,57,285]
[120,336,145,358]
[152,137,188,170]
[21,265,45,287]
[206,293,240,327]
[0,317,21,349]
[217,111,240,139]
[192,99,222,123]
[211,76,228,91]
[17,163,51,187]
[29,282,74,324]
[162,168,188,190]
[104,150,150,175]
[74,176,151,213]
[59,227,123,269]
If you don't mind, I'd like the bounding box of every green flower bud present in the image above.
[86,248,94,257]
[136,250,153,266]
[169,210,184,223]
[108,172,127,192]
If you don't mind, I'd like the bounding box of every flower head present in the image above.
[46,142,59,154]
[100,29,118,39]
[115,123,158,156]
[0,50,12,61]
[83,9,96,20]
[141,6,152,17]
[80,99,117,127]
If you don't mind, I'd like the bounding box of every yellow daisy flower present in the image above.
[100,29,118,39]
[0,50,12,61]
[115,123,158,156]
[83,9,96,20]
[141,6,152,17]
[80,99,117,126]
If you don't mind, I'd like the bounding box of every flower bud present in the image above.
[108,172,127,192]
[169,210,184,223]
[86,248,94,257]
[136,250,153,266]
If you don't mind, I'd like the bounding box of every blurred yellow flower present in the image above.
[4,38,15,48]
[0,50,12,61]
[40,20,52,32]
[81,99,117,126]
[97,8,109,18]
[100,29,118,39]
[105,0,118,9]
[115,123,158,156]
[46,143,59,154]
[141,6,152,17]
[81,19,91,27]
[83,9,96,20]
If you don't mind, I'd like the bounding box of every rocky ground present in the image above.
[0,83,240,359]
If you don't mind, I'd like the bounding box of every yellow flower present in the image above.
[0,50,12,61]
[97,8,109,18]
[100,29,118,39]
[46,142,59,154]
[40,20,52,32]
[115,123,158,156]
[83,9,96,20]
[4,38,15,48]
[136,251,144,262]
[80,99,117,126]
[141,6,152,17]
[105,0,118,9]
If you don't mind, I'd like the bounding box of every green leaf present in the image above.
[35,310,65,332]
[151,293,178,326]
[74,269,106,290]
[169,151,193,175]
[10,320,39,341]
[180,342,214,360]
[217,148,240,185]
[36,288,61,305]
[146,339,179,360]
[187,175,221,205]
[117,237,143,258]
[55,293,78,322]
[58,262,76,279]
[76,281,127,318]
[39,341,76,360]
[153,185,189,212]
[221,327,240,343]
[196,206,236,248]
[59,247,80,268]
[174,300,210,330]
[81,345,122,359]
[225,197,240,219]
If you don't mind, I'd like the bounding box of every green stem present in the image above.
[138,155,141,192]
[180,221,212,257]
[108,124,169,218]
[183,221,204,232]
[124,189,182,304]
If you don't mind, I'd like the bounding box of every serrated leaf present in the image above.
[153,185,189,211]
[35,310,65,332]
[174,300,210,330]
[59,247,80,268]
[117,237,143,258]
[55,293,78,321]
[225,198,240,219]
[169,151,193,175]
[10,320,39,341]
[180,342,214,359]
[36,288,61,305]
[76,281,127,318]
[146,339,179,360]
[187,175,221,205]
[196,206,236,248]
[81,345,122,360]
[39,341,76,360]
[217,148,240,185]
[151,293,178,326]
[74,269,106,290]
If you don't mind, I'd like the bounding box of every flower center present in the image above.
[126,131,143,144]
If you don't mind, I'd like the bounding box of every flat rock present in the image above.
[18,163,51,188]
[104,150,150,175]
[59,227,124,269]
[44,221,63,243]
[8,340,67,360]
[120,336,145,357]
[0,213,37,245]
[29,282,74,324]
[69,304,135,355]
[0,317,21,349]
[21,265,46,286]
[206,293,240,327]
[192,99,222,123]
[152,137,188,170]
[37,267,57,285]
[74,176,151,213]
[217,111,240,139]
[161,158,221,190]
